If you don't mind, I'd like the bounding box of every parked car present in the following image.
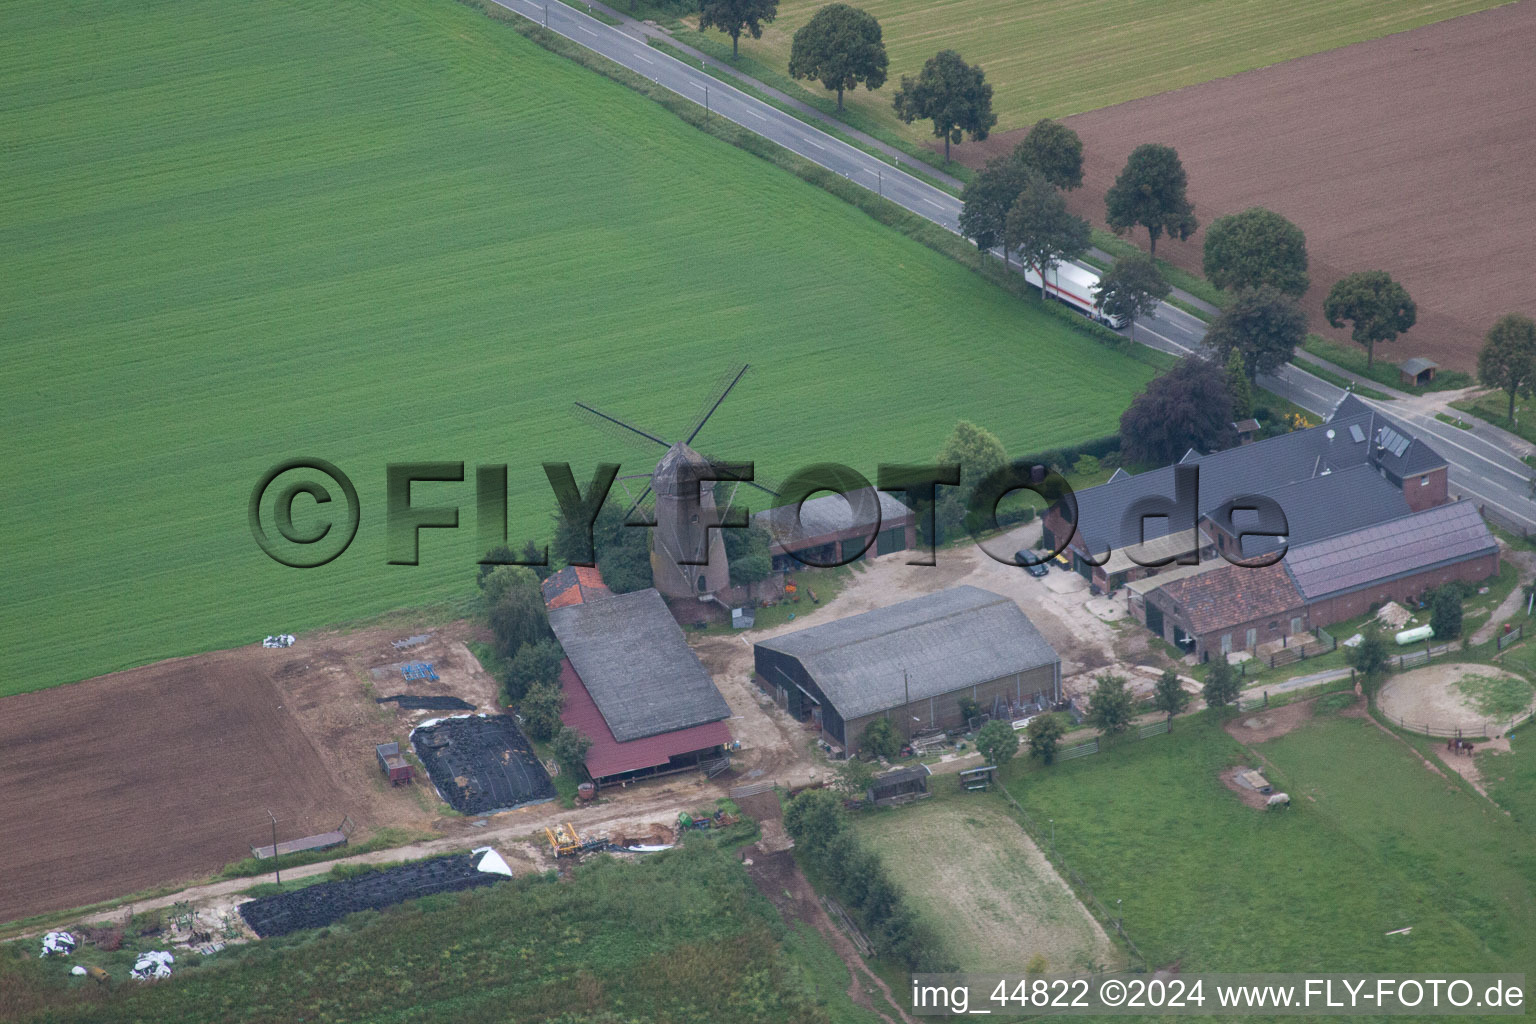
[1014,550,1049,577]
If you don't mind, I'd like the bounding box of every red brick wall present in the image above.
[1304,551,1499,625]
[1403,467,1449,512]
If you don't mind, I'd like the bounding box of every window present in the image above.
[1420,475,1431,486]
[697,575,707,592]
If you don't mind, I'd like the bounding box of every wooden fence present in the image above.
[1268,629,1337,668]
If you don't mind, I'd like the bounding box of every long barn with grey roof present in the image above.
[752,586,1059,756]
[548,588,733,784]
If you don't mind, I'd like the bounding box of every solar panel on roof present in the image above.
[1349,424,1365,443]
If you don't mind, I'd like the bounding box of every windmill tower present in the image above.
[573,365,779,603]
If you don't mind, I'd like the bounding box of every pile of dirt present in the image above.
[1220,767,1271,811]
[1224,700,1313,744]
[238,849,512,937]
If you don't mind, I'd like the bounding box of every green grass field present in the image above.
[708,0,1511,139]
[0,0,1155,695]
[0,840,870,1023]
[995,706,1536,974]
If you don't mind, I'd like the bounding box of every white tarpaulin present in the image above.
[131,950,175,980]
[40,931,76,957]
[472,846,513,876]
[262,634,296,648]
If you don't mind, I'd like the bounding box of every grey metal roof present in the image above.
[1285,500,1497,601]
[548,588,730,742]
[1400,357,1439,375]
[1067,397,1445,558]
[755,586,1058,720]
[753,488,912,548]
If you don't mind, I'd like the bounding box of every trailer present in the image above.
[1021,261,1128,329]
[375,742,413,785]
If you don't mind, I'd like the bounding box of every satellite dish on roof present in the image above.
[1325,429,1335,440]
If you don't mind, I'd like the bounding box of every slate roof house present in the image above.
[752,586,1059,756]
[1071,395,1500,661]
[548,586,732,785]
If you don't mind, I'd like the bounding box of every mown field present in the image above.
[995,703,1536,975]
[0,840,875,1024]
[852,795,1116,975]
[0,0,1155,695]
[709,0,1510,140]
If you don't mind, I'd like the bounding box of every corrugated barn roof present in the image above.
[755,586,1057,720]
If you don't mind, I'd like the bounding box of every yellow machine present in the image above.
[544,822,582,857]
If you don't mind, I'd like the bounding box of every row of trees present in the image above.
[707,2,1530,403]
[783,789,954,970]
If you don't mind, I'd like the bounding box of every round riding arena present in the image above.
[1377,663,1535,735]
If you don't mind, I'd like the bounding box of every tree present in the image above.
[1119,355,1234,465]
[1201,658,1240,710]
[937,419,1007,537]
[503,637,563,703]
[1348,622,1390,696]
[1225,350,1253,420]
[1006,172,1091,298]
[974,719,1019,768]
[1085,672,1134,737]
[1026,714,1065,764]
[698,0,778,57]
[1205,285,1308,380]
[1013,118,1083,191]
[487,569,554,661]
[784,788,847,854]
[1477,313,1536,421]
[551,727,592,776]
[958,153,1032,259]
[1096,251,1169,342]
[892,50,996,163]
[858,717,903,759]
[787,4,887,111]
[1104,143,1197,256]
[1201,207,1309,296]
[518,682,564,742]
[1323,271,1416,370]
[957,696,982,727]
[554,503,651,594]
[834,755,877,797]
[1430,586,1464,640]
[1151,668,1190,724]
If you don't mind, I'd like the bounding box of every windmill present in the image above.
[572,364,780,602]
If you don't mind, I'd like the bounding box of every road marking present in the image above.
[576,24,598,36]
[803,138,825,151]
[1133,324,1198,356]
[635,54,653,64]
[922,197,946,210]
[743,108,767,121]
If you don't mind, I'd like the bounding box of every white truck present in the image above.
[1021,261,1128,329]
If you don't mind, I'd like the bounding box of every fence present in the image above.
[1482,504,1534,542]
[995,781,1148,971]
[1058,739,1099,761]
[1268,629,1337,669]
[1238,692,1269,712]
[1381,712,1512,740]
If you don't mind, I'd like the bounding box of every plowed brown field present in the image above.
[0,627,496,924]
[953,2,1536,370]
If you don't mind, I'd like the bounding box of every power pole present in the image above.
[903,670,912,740]
[267,810,281,885]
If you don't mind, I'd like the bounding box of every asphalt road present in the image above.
[493,0,1533,532]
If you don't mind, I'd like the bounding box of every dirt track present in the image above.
[951,2,1536,370]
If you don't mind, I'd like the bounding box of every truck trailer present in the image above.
[1021,261,1128,329]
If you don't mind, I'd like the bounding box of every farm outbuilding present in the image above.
[1399,358,1438,387]
[753,488,915,571]
[752,586,1060,757]
[867,764,931,806]
[550,588,733,785]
